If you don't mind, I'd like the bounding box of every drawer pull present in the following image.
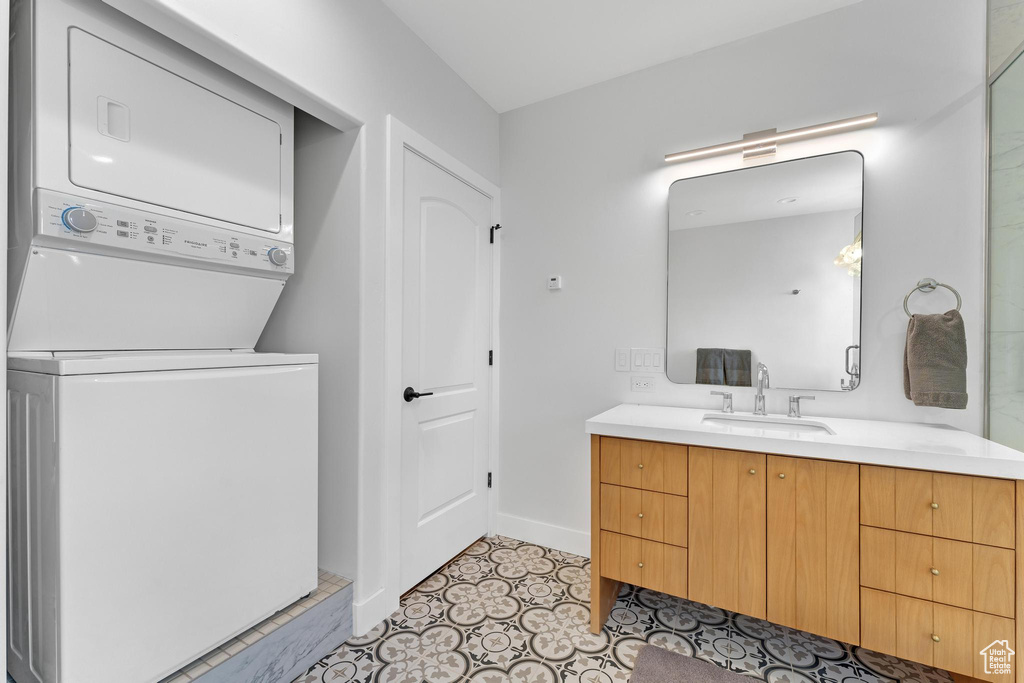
[931,634,941,643]
[778,473,786,479]
[749,469,757,475]
[638,562,644,568]
[930,567,940,576]
[638,513,644,519]
[638,464,644,470]
[930,502,939,510]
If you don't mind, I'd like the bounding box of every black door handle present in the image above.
[404,386,434,402]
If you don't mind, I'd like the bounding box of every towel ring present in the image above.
[904,278,962,317]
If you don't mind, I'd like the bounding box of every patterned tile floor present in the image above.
[293,536,956,683]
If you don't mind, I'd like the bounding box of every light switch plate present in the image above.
[631,376,655,392]
[631,348,665,373]
[615,348,630,372]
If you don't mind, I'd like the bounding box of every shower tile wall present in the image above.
[990,0,1024,74]
[990,49,1024,448]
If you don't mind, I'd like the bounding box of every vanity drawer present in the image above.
[600,438,687,495]
[860,588,1015,681]
[600,531,687,599]
[860,527,1014,618]
[860,466,1015,549]
[600,484,687,546]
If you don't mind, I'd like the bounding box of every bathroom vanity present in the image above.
[587,404,1024,682]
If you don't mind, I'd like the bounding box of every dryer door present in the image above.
[67,28,282,233]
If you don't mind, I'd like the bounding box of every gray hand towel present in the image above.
[723,349,752,387]
[695,348,725,385]
[903,309,967,409]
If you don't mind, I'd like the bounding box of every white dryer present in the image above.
[6,1,320,682]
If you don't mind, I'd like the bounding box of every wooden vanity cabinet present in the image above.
[591,435,1023,683]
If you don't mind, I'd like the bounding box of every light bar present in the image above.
[664,113,878,163]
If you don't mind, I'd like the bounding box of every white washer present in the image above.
[7,2,320,682]
[7,351,318,683]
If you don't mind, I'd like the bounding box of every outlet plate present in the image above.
[631,375,655,392]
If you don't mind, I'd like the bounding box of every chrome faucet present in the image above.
[754,362,770,415]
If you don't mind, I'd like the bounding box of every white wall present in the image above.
[102,0,500,632]
[497,0,986,554]
[258,112,361,579]
[668,210,857,390]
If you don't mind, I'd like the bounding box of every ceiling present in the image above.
[669,152,863,230]
[381,0,863,113]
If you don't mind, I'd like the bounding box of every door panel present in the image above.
[69,30,282,231]
[767,457,859,643]
[689,448,766,618]
[400,150,492,592]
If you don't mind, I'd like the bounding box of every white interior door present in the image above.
[400,149,492,592]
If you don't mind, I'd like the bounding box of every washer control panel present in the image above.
[37,190,294,275]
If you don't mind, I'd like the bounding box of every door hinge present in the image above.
[487,472,493,488]
[490,223,502,244]
[488,350,493,366]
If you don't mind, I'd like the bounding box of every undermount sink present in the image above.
[700,413,836,435]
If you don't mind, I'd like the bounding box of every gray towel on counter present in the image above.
[904,309,967,409]
[695,348,725,385]
[723,349,752,387]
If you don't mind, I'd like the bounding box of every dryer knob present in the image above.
[62,207,98,233]
[268,247,288,266]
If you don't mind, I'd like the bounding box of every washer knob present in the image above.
[62,207,98,233]
[268,247,288,266]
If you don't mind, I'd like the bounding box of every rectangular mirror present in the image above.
[667,151,864,391]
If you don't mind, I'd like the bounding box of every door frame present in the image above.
[383,115,501,612]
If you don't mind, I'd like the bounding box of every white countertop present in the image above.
[586,404,1024,480]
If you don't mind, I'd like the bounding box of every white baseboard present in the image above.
[496,512,590,558]
[352,586,391,636]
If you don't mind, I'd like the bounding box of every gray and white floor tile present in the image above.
[294,537,957,683]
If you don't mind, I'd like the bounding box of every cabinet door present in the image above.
[767,456,859,644]
[689,447,766,618]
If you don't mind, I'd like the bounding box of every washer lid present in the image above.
[7,350,318,375]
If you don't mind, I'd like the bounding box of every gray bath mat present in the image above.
[630,645,744,682]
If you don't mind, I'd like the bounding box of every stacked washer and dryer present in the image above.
[7,1,319,682]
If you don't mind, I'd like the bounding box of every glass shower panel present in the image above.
[989,51,1024,449]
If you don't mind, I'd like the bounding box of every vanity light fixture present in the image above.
[664,113,878,163]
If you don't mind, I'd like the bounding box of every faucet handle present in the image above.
[710,391,734,414]
[788,395,815,418]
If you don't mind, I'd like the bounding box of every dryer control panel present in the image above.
[35,189,294,275]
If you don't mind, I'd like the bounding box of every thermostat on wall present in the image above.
[548,275,562,290]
